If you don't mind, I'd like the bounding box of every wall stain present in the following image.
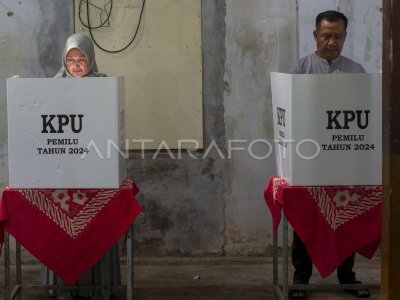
[141,198,174,231]
[36,1,72,77]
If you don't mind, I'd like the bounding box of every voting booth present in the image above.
[7,77,126,189]
[271,72,382,186]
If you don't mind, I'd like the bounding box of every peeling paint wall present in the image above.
[129,0,229,255]
[0,0,382,256]
[223,0,297,254]
[0,1,73,191]
[130,0,297,256]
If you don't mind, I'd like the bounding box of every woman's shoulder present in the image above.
[90,72,107,77]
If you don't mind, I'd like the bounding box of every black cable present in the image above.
[79,0,112,30]
[85,0,146,53]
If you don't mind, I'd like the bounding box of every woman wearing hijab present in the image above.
[55,33,106,78]
[42,33,120,300]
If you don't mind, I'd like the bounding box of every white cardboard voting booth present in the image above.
[271,72,382,186]
[7,77,126,189]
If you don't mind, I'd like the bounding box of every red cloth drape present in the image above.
[264,177,381,278]
[0,179,142,285]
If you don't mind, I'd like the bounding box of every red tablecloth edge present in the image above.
[0,179,142,284]
[264,176,382,278]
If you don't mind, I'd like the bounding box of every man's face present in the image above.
[313,19,347,62]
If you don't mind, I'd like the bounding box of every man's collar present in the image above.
[313,52,342,65]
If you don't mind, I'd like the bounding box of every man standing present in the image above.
[288,10,370,299]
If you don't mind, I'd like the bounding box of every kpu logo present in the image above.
[326,110,370,130]
[41,114,84,133]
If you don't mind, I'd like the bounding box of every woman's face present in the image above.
[66,48,89,77]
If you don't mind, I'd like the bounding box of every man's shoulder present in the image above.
[338,55,364,66]
[287,53,316,74]
[297,53,315,62]
[336,56,366,73]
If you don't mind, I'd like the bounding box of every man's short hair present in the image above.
[316,10,348,30]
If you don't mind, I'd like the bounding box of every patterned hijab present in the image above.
[55,33,105,78]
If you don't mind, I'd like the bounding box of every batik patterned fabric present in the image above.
[20,187,119,239]
[264,177,381,278]
[307,186,381,231]
[0,179,142,284]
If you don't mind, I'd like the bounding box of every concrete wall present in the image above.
[0,0,381,256]
[222,0,297,254]
[0,1,73,191]
[129,0,229,255]
[129,0,297,256]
